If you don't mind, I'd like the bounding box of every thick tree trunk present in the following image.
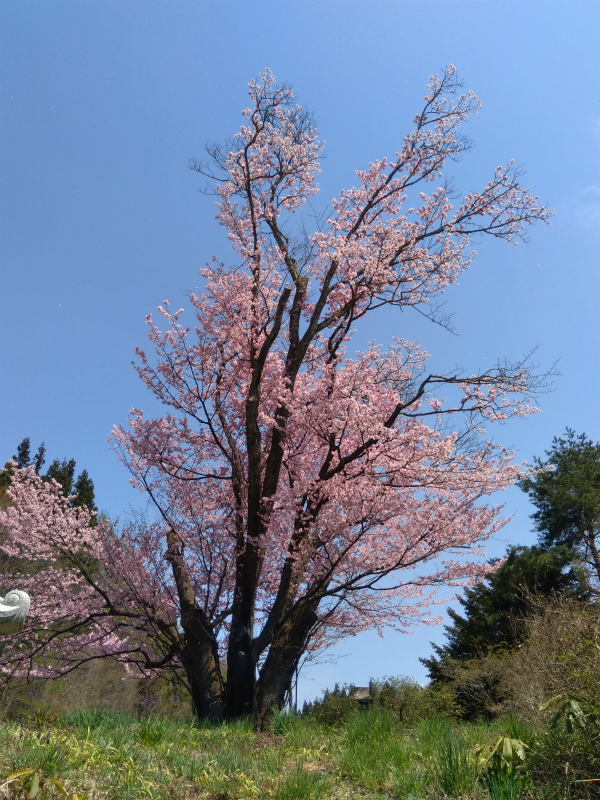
[255,605,318,728]
[166,528,225,722]
[225,366,264,720]
[179,609,224,722]
[225,574,257,719]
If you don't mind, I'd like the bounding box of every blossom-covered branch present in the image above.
[1,67,552,725]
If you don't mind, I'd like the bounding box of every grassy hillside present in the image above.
[1,704,598,800]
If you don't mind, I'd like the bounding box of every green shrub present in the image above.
[371,675,458,722]
[301,682,358,725]
[369,676,423,721]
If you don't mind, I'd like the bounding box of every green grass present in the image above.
[433,738,479,797]
[0,707,590,799]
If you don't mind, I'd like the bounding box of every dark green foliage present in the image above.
[301,683,357,725]
[32,442,46,474]
[520,429,600,585]
[72,469,98,527]
[422,544,589,685]
[73,469,94,509]
[4,438,46,477]
[1,437,97,521]
[46,457,77,496]
[13,437,31,468]
[428,649,512,721]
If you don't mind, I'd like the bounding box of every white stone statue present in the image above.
[0,590,31,634]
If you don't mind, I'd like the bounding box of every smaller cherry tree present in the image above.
[0,469,187,687]
[0,67,552,725]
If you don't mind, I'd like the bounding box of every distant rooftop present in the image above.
[351,687,373,703]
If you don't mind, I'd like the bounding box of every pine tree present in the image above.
[421,544,589,683]
[2,438,46,489]
[46,458,77,497]
[32,442,46,474]
[13,438,31,468]
[520,429,600,587]
[1,439,97,520]
[73,469,97,526]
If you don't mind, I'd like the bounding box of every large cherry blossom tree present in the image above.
[0,68,553,725]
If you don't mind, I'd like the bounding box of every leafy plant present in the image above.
[0,769,87,800]
[474,735,528,771]
[472,734,530,800]
[540,692,600,735]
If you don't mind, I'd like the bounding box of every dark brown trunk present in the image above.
[166,528,225,722]
[225,526,261,719]
[225,597,256,719]
[226,356,263,720]
[255,605,318,728]
[179,608,224,722]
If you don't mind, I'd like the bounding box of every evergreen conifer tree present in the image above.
[13,438,31,469]
[46,458,77,497]
[520,429,600,586]
[1,438,97,521]
[421,544,589,683]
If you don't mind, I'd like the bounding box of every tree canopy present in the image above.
[0,68,552,726]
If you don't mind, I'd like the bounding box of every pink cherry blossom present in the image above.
[0,67,552,725]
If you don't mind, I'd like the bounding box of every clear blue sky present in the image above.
[1,1,599,705]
